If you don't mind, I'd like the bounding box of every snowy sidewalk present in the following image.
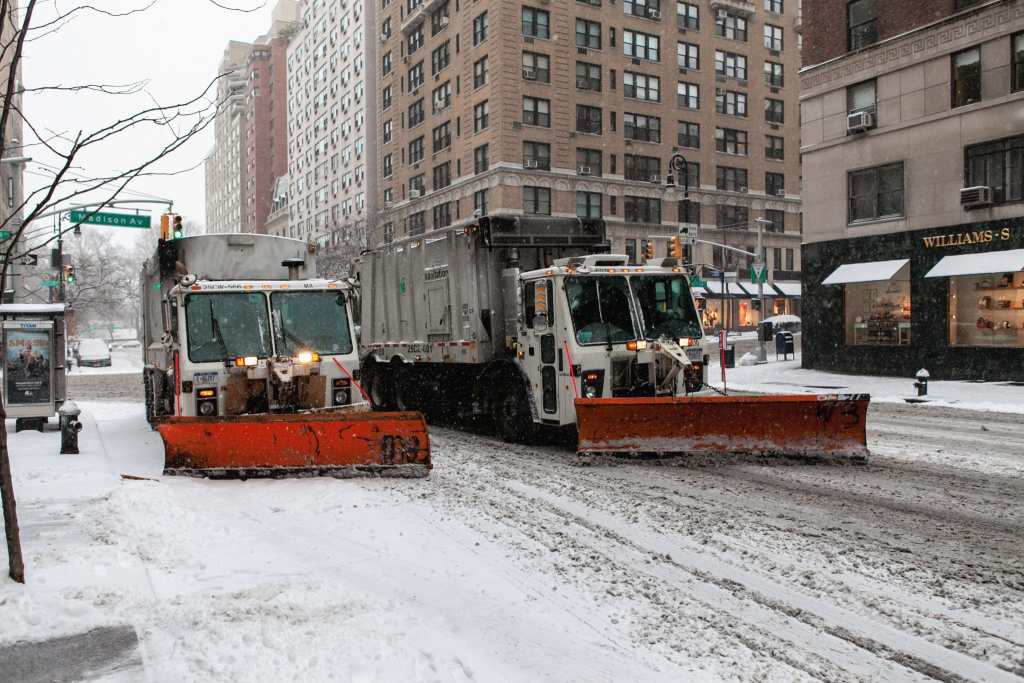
[707,354,1024,414]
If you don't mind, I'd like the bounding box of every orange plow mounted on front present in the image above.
[158,409,431,478]
[575,394,870,459]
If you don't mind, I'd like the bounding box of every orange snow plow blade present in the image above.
[576,394,870,458]
[158,409,431,478]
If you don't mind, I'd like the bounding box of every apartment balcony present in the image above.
[401,0,447,35]
[710,0,756,17]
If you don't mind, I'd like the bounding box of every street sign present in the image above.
[750,265,768,284]
[689,276,708,288]
[41,279,59,288]
[19,254,37,267]
[0,230,10,241]
[69,210,151,229]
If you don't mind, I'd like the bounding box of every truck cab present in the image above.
[517,255,708,429]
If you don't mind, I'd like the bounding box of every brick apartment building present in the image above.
[205,40,252,234]
[374,0,804,328]
[800,0,1024,380]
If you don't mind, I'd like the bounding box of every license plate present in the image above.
[193,372,219,385]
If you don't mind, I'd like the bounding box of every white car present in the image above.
[76,338,112,367]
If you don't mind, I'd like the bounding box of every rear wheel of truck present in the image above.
[490,379,534,444]
[367,363,395,410]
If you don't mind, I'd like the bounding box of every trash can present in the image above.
[759,321,774,342]
[775,331,795,360]
[723,344,736,368]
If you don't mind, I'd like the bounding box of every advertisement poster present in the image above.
[5,328,52,405]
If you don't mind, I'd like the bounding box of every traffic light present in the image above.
[64,264,76,284]
[172,214,184,239]
[668,236,682,259]
[160,213,171,240]
[642,240,655,261]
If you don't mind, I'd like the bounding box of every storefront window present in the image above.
[844,278,911,346]
[949,272,1024,347]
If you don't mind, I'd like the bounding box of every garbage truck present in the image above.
[357,216,868,457]
[140,232,431,477]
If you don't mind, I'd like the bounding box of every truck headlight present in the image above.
[581,370,604,399]
[295,351,320,364]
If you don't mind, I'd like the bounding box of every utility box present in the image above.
[0,303,68,431]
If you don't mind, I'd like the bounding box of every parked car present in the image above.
[76,338,112,367]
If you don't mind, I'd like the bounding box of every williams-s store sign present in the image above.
[803,218,1024,381]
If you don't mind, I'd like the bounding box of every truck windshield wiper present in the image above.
[208,299,229,360]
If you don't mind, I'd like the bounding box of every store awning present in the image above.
[822,259,910,285]
[924,249,1024,278]
[703,281,751,297]
[771,281,802,297]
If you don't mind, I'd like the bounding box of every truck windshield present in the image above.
[631,275,703,340]
[185,293,272,363]
[270,291,352,356]
[564,276,637,345]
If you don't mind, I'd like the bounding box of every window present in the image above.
[383,120,393,144]
[965,135,1024,204]
[766,172,785,196]
[408,211,426,236]
[847,79,876,122]
[523,96,551,127]
[764,98,784,123]
[625,113,661,143]
[715,13,747,41]
[716,90,747,116]
[848,162,904,222]
[678,198,700,224]
[624,30,660,61]
[474,100,489,131]
[430,1,449,36]
[408,98,425,127]
[523,141,551,170]
[766,135,784,160]
[577,148,603,175]
[678,121,700,148]
[522,7,550,39]
[408,136,424,164]
[576,61,602,91]
[577,191,602,219]
[432,122,451,153]
[382,51,393,76]
[431,42,450,75]
[576,19,601,49]
[716,204,749,229]
[677,1,698,30]
[624,71,660,101]
[677,81,699,109]
[524,52,551,83]
[674,160,699,190]
[625,154,661,181]
[715,127,748,155]
[474,189,488,216]
[764,209,785,233]
[785,248,794,271]
[383,154,393,178]
[474,144,489,173]
[432,81,451,114]
[848,0,878,51]
[382,85,392,110]
[473,11,488,45]
[408,62,424,90]
[474,57,488,88]
[576,104,603,134]
[765,0,783,13]
[677,42,699,70]
[949,270,1024,348]
[1014,33,1024,92]
[432,162,451,190]
[844,272,911,347]
[433,202,452,229]
[716,166,748,192]
[624,196,661,223]
[952,47,982,108]
[715,50,747,80]
[625,239,638,264]
[764,24,783,51]
[625,0,661,19]
[524,186,551,214]
[764,61,784,87]
[408,27,423,54]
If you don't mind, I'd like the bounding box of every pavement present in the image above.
[0,625,143,683]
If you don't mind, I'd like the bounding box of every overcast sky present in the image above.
[22,0,280,233]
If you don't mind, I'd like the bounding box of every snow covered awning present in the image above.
[771,281,802,297]
[703,281,751,297]
[924,249,1024,278]
[822,259,910,286]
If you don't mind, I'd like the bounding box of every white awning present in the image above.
[771,281,802,297]
[704,281,751,297]
[924,249,1024,278]
[822,259,910,286]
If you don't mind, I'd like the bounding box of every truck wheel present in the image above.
[368,366,395,410]
[490,380,534,444]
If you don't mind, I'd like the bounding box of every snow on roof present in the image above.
[771,281,802,297]
[925,249,1024,278]
[822,259,910,286]
[0,303,67,315]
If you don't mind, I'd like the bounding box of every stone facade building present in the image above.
[205,40,253,234]
[801,0,1024,380]
[373,0,804,326]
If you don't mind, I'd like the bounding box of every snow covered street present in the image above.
[2,374,1023,682]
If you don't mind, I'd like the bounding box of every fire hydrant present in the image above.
[913,368,930,397]
[59,401,84,455]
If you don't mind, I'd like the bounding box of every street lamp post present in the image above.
[753,217,773,364]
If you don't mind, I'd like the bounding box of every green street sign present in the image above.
[399,277,407,295]
[750,266,768,285]
[41,279,59,288]
[69,210,151,229]
[0,230,11,240]
[689,276,708,289]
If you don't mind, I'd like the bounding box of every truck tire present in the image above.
[367,363,396,410]
[144,373,157,428]
[490,378,534,444]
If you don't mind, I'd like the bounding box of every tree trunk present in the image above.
[0,395,25,583]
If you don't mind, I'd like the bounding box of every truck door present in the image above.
[524,279,559,421]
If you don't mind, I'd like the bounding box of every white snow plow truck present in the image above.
[357,216,869,458]
[141,232,431,477]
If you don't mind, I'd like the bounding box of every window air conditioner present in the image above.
[847,110,874,133]
[410,189,422,198]
[576,77,591,89]
[524,159,540,169]
[960,186,993,209]
[522,68,537,80]
[649,175,661,183]
[647,8,661,19]
[578,166,592,176]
